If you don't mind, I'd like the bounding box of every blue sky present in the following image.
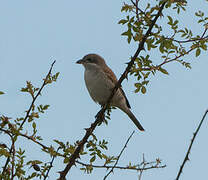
[0,0,208,179]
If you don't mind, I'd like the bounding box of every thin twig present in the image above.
[0,130,13,179]
[0,129,13,179]
[138,154,145,180]
[166,35,208,43]
[1,61,56,178]
[130,0,145,16]
[0,127,13,139]
[165,27,208,44]
[158,48,194,66]
[138,47,194,72]
[103,131,135,180]
[43,147,61,180]
[176,109,208,180]
[76,160,166,171]
[0,128,49,150]
[19,60,56,130]
[58,2,166,179]
[11,139,15,180]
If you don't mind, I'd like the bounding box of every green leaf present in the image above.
[159,67,169,75]
[31,112,39,118]
[32,122,36,129]
[30,172,37,178]
[43,105,50,110]
[132,25,138,32]
[201,43,207,50]
[167,16,173,24]
[134,83,141,93]
[141,86,146,94]
[121,28,132,44]
[0,91,4,95]
[196,48,201,57]
[121,4,133,12]
[0,148,10,157]
[52,72,60,82]
[97,152,102,159]
[54,139,65,148]
[144,72,150,79]
[118,19,128,25]
[181,61,191,69]
[90,156,96,163]
[64,157,69,163]
[135,83,142,88]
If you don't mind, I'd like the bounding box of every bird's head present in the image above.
[76,54,107,70]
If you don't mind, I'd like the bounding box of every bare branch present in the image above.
[176,109,208,180]
[103,131,135,180]
[138,154,145,180]
[76,160,166,171]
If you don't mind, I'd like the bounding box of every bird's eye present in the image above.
[86,58,91,62]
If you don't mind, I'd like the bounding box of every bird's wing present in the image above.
[119,87,131,109]
[103,66,131,109]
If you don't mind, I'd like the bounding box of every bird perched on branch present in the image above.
[76,54,144,131]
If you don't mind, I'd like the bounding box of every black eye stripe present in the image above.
[86,58,96,63]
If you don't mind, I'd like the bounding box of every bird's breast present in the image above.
[84,69,114,105]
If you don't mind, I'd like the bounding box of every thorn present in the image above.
[124,71,128,81]
[84,128,90,131]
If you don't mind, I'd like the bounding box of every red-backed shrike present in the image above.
[76,54,144,131]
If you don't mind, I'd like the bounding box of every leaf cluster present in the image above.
[118,0,208,94]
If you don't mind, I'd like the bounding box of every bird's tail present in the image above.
[121,108,145,131]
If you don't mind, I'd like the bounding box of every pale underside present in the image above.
[83,63,130,111]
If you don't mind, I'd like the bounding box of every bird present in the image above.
[76,54,144,131]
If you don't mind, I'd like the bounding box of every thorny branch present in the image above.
[176,110,208,180]
[58,1,167,179]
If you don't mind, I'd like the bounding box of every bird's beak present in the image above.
[76,59,84,64]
